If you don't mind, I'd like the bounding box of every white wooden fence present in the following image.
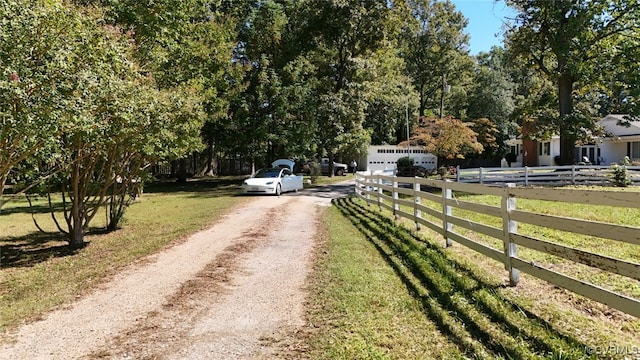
[354,173,640,318]
[455,165,640,185]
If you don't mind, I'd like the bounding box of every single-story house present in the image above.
[506,114,639,167]
[597,114,640,164]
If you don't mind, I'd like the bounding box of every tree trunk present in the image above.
[0,172,7,211]
[69,216,84,248]
[419,84,426,117]
[68,198,85,247]
[559,134,577,166]
[170,160,178,177]
[205,142,216,176]
[68,161,85,248]
[558,72,575,165]
[176,158,188,183]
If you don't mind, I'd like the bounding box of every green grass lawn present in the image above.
[301,194,640,359]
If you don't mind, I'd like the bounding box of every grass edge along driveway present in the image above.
[302,196,638,359]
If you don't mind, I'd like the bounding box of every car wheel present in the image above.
[275,184,282,196]
[335,168,344,176]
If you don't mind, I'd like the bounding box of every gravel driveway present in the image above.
[0,182,353,359]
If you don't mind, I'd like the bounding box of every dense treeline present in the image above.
[1,0,638,245]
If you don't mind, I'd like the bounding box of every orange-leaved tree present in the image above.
[409,116,483,161]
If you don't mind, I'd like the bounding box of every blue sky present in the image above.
[450,0,516,55]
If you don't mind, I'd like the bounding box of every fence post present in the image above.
[456,165,460,182]
[414,180,421,231]
[393,178,399,220]
[364,175,371,206]
[479,167,484,184]
[502,183,519,286]
[442,180,453,247]
[524,166,529,186]
[353,174,357,195]
[377,176,383,211]
[571,165,576,185]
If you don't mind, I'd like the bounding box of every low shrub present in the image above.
[610,156,632,187]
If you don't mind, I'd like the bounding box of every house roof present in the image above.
[599,114,640,138]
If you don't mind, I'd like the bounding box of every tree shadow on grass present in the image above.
[0,201,65,217]
[1,178,245,218]
[0,232,86,269]
[144,177,245,197]
[0,178,247,269]
[333,197,592,359]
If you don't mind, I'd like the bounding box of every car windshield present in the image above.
[253,168,281,178]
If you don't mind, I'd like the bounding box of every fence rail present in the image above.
[354,173,640,318]
[455,165,640,185]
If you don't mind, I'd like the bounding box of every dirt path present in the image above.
[0,183,353,359]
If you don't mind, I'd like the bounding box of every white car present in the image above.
[241,161,304,196]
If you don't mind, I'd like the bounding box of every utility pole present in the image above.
[439,74,450,118]
[406,97,410,155]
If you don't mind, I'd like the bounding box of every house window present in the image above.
[539,142,550,156]
[544,142,550,156]
[629,142,640,160]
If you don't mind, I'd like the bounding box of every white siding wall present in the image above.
[366,145,437,172]
[600,141,628,165]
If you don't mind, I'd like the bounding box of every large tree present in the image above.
[300,0,394,172]
[2,1,213,246]
[214,1,322,171]
[103,0,237,180]
[0,1,81,207]
[590,31,640,118]
[402,0,472,118]
[361,48,416,146]
[505,0,640,164]
[410,115,483,162]
[41,10,204,246]
[467,47,517,157]
[232,1,295,165]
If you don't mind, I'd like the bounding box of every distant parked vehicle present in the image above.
[320,158,348,176]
